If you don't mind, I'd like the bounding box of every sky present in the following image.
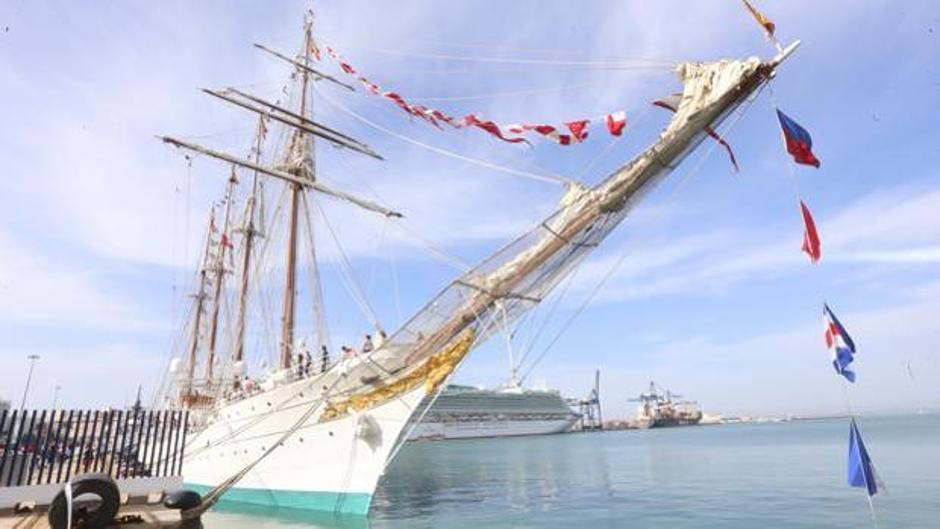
[0,1,938,419]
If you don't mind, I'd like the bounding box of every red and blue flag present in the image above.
[777,109,820,168]
[824,303,856,382]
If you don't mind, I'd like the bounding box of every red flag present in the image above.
[799,200,821,263]
[464,114,530,144]
[221,232,233,250]
[777,110,821,168]
[566,120,590,142]
[605,111,627,136]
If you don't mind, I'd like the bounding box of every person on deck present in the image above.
[320,345,330,373]
[304,349,313,376]
[362,334,374,354]
[375,329,387,350]
[296,352,305,377]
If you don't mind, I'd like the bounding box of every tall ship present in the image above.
[407,383,579,441]
[631,381,703,429]
[152,8,799,516]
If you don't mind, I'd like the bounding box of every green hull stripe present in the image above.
[186,483,372,515]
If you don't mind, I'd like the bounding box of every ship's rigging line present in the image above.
[183,372,347,518]
[512,107,655,371]
[517,86,764,384]
[313,85,576,186]
[335,44,676,68]
[397,37,680,64]
[312,195,381,330]
[364,65,671,76]
[300,191,332,357]
[408,81,618,103]
[380,302,503,470]
[346,87,585,194]
[327,143,472,272]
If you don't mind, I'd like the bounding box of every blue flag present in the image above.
[776,109,821,168]
[824,303,857,383]
[848,418,880,496]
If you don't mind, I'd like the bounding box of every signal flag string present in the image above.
[319,44,630,147]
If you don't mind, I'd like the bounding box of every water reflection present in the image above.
[372,433,615,521]
[195,418,940,528]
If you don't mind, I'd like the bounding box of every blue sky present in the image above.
[0,1,937,418]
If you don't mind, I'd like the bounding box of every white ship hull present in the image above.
[181,364,427,515]
[408,417,576,441]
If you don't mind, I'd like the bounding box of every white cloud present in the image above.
[0,343,167,410]
[568,182,940,304]
[0,228,156,330]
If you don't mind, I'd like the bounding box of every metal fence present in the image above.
[0,409,188,487]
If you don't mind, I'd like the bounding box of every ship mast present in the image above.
[161,12,396,380]
[279,16,315,370]
[203,170,237,382]
[231,117,266,367]
[184,213,215,398]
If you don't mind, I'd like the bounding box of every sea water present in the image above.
[203,414,940,528]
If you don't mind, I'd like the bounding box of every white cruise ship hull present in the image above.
[181,366,427,515]
[405,385,580,442]
[408,417,576,441]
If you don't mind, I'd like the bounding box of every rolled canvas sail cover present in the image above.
[319,57,769,428]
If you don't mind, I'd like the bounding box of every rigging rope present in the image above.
[518,87,762,384]
[312,195,382,329]
[409,81,610,102]
[402,38,679,64]
[514,106,656,373]
[314,85,576,186]
[300,191,332,356]
[326,144,472,272]
[335,45,675,68]
[183,372,348,519]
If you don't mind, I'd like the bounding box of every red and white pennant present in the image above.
[323,46,627,146]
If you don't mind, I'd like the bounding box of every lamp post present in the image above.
[19,354,39,412]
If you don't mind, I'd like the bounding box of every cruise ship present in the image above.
[407,384,580,441]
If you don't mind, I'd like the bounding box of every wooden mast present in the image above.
[278,18,314,371]
[204,170,237,382]
[184,213,215,400]
[232,117,266,368]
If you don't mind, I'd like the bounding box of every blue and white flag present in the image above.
[823,303,857,382]
[848,418,881,496]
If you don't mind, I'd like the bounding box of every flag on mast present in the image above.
[848,418,882,496]
[824,303,857,382]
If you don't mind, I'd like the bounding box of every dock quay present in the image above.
[1,409,191,529]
